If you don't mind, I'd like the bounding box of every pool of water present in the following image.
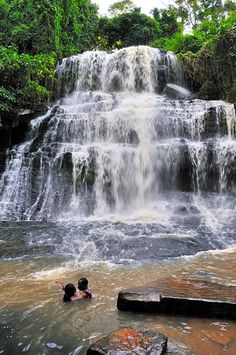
[0,220,236,354]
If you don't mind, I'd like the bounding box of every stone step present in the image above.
[117,275,236,320]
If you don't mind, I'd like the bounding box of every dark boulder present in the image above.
[86,327,168,355]
[12,108,47,146]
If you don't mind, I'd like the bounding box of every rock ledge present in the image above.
[117,276,236,320]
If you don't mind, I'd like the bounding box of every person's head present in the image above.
[63,283,76,302]
[78,277,88,291]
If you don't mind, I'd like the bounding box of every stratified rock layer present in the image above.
[117,275,236,319]
[86,327,168,355]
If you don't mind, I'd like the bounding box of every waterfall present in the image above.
[0,46,235,221]
[55,46,182,96]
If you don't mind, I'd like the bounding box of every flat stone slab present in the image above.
[117,275,236,319]
[86,327,168,355]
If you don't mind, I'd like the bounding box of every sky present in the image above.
[94,0,175,16]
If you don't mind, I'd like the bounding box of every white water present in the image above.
[56,46,182,95]
[0,46,235,228]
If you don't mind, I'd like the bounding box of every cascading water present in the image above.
[0,45,235,223]
[1,46,236,355]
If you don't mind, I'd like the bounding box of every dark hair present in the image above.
[84,290,92,299]
[63,283,76,302]
[78,277,88,291]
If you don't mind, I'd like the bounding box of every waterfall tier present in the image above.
[55,46,182,96]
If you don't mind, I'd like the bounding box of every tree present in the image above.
[0,0,99,56]
[108,0,135,16]
[151,5,182,38]
[175,0,236,29]
[0,0,100,131]
[0,46,56,124]
[98,8,160,50]
[175,0,201,28]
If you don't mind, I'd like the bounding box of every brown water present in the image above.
[1,246,235,354]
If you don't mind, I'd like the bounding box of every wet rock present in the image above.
[128,129,140,145]
[0,151,6,177]
[12,107,47,146]
[117,276,236,320]
[166,339,192,355]
[203,106,228,138]
[156,65,167,93]
[0,125,12,150]
[86,327,168,355]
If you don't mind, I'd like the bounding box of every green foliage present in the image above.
[22,80,48,107]
[152,33,204,53]
[57,0,99,56]
[150,3,236,103]
[175,0,235,28]
[0,0,99,131]
[175,0,200,28]
[178,11,236,102]
[0,46,56,122]
[0,87,16,125]
[152,7,236,55]
[0,0,99,57]
[151,6,182,38]
[98,8,160,50]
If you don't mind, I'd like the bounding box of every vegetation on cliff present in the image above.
[180,20,236,102]
[0,0,99,130]
[0,46,56,127]
[166,7,236,102]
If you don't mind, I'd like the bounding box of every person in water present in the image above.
[63,283,78,302]
[56,277,92,302]
[77,277,92,299]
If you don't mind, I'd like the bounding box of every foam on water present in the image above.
[177,244,236,262]
[32,266,68,280]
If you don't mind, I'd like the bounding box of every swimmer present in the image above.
[55,277,93,301]
[77,277,92,299]
[63,283,88,302]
